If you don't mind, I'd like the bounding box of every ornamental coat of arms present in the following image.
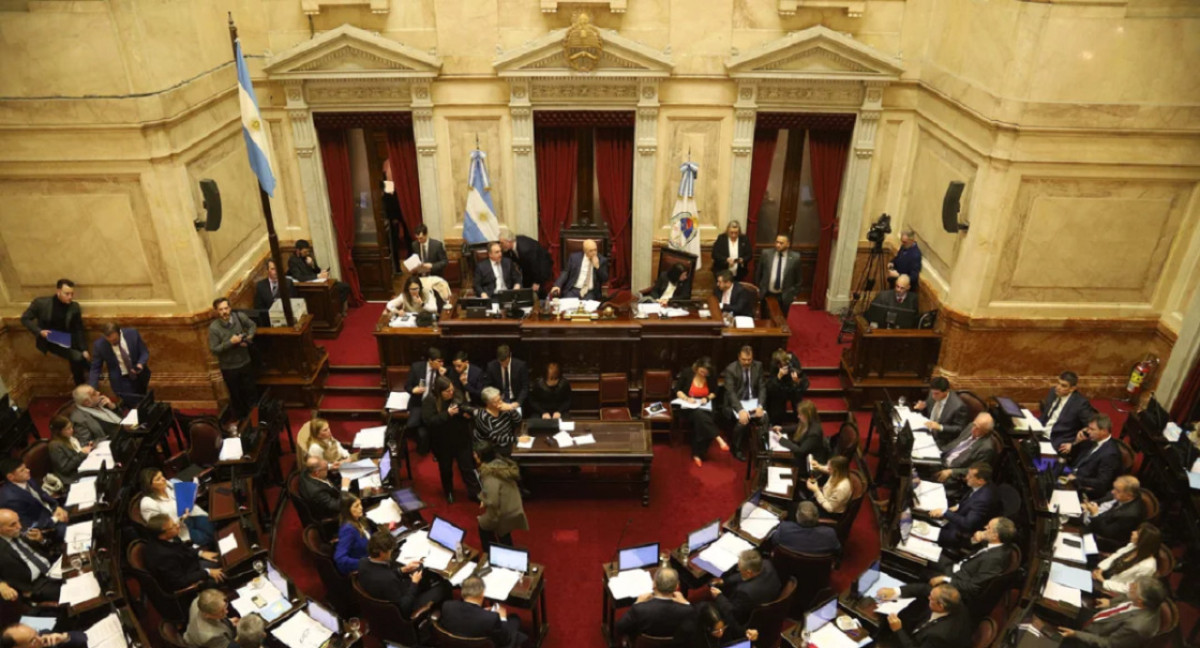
[564,12,602,72]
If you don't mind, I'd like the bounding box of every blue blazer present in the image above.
[554,252,608,301]
[1040,389,1094,447]
[88,328,150,397]
[1071,439,1122,500]
[0,480,60,533]
[334,522,371,575]
[891,244,922,290]
[938,483,999,546]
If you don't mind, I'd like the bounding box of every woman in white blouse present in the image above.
[139,468,215,547]
[307,417,352,469]
[386,276,439,316]
[1093,523,1160,595]
[807,455,853,515]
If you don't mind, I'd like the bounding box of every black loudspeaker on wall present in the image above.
[941,181,968,233]
[194,179,223,232]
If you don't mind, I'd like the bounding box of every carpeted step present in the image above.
[809,395,849,412]
[805,366,840,376]
[807,374,842,390]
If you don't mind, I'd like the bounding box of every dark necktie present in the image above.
[1046,397,1062,421]
[774,253,783,291]
[271,281,278,298]
[421,243,428,261]
[117,338,134,375]
[12,538,49,577]
[743,370,751,400]
[503,367,511,400]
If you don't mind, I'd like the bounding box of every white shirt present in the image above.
[660,282,677,301]
[931,397,945,423]
[1097,543,1157,594]
[1045,395,1066,430]
[726,236,740,272]
[767,251,786,293]
[110,334,131,376]
[492,261,507,291]
[573,257,593,293]
[720,287,731,306]
[141,489,208,544]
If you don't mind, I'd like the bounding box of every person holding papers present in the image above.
[469,387,524,456]
[451,351,487,406]
[299,457,344,521]
[722,346,767,463]
[20,278,89,386]
[68,384,122,446]
[764,349,808,425]
[1062,413,1122,501]
[805,456,852,516]
[386,276,440,316]
[674,357,726,468]
[407,347,449,455]
[934,413,996,484]
[423,377,481,503]
[1041,371,1096,451]
[333,494,373,575]
[475,441,528,552]
[184,589,236,648]
[440,575,526,648]
[474,241,522,300]
[769,501,840,555]
[143,514,225,593]
[927,464,999,549]
[649,263,693,304]
[707,550,781,640]
[47,417,92,484]
[550,239,607,301]
[1058,576,1165,648]
[772,400,828,478]
[305,418,352,469]
[615,567,697,646]
[714,271,755,318]
[1093,523,1161,595]
[357,530,450,618]
[528,362,572,420]
[485,345,530,409]
[885,583,973,648]
[88,321,151,401]
[1083,476,1146,551]
[139,468,215,550]
[412,224,449,277]
[0,622,86,648]
[712,220,751,283]
[0,509,62,604]
[0,459,69,541]
[914,377,969,446]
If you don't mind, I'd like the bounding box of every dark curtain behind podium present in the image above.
[386,128,424,251]
[317,128,365,305]
[535,127,578,278]
[595,127,633,290]
[744,128,779,281]
[808,129,851,312]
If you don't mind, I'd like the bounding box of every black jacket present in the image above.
[439,600,520,648]
[894,606,974,648]
[357,557,419,615]
[528,379,572,418]
[21,295,86,353]
[253,277,294,312]
[485,358,530,406]
[900,544,1012,606]
[649,271,693,302]
[505,236,552,289]
[1086,496,1144,547]
[144,537,210,593]
[711,233,751,282]
[1040,389,1095,448]
[673,367,719,404]
[777,421,830,476]
[287,253,324,282]
[474,258,522,298]
[771,522,840,555]
[406,361,444,427]
[0,536,54,593]
[614,597,697,645]
[416,238,449,276]
[722,360,766,418]
[938,483,1000,547]
[714,560,782,637]
[716,283,756,318]
[298,473,341,520]
[452,364,487,405]
[1070,439,1122,501]
[755,249,803,305]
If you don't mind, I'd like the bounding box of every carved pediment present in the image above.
[265,24,441,80]
[726,25,901,81]
[495,26,672,78]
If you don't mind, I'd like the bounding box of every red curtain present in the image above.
[316,128,364,306]
[807,129,852,312]
[594,127,634,290]
[385,128,424,241]
[1171,355,1200,423]
[744,128,780,281]
[535,127,578,278]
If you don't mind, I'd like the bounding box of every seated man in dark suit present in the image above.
[298,457,344,521]
[412,224,449,277]
[714,271,755,318]
[709,550,782,640]
[886,583,973,648]
[550,239,607,302]
[451,351,486,405]
[879,517,1016,618]
[473,241,522,300]
[866,274,919,329]
[616,567,697,645]
[2,622,87,648]
[712,220,751,283]
[143,514,224,593]
[252,260,294,314]
[1062,413,1122,501]
[440,575,525,648]
[1083,476,1146,550]
[406,347,447,455]
[357,531,450,616]
[0,459,69,540]
[68,383,123,445]
[928,463,1000,549]
[1058,576,1165,648]
[287,239,350,305]
[914,377,970,446]
[934,413,996,486]
[88,322,151,400]
[485,345,529,408]
[1041,371,1096,451]
[770,501,840,556]
[0,508,63,604]
[500,229,553,295]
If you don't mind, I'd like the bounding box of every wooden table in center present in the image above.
[513,421,654,506]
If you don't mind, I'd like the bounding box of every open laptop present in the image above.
[855,560,880,598]
[731,490,763,529]
[686,519,721,554]
[805,596,839,635]
[391,486,423,513]
[617,543,659,571]
[489,543,530,574]
[429,516,466,551]
[996,396,1023,420]
[379,451,392,484]
[307,600,340,634]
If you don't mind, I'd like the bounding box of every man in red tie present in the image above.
[1058,576,1164,647]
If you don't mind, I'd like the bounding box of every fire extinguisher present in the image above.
[1125,354,1160,401]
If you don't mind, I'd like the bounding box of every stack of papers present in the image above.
[767,432,788,453]
[366,499,404,526]
[573,434,596,445]
[1043,580,1083,607]
[60,572,101,606]
[85,613,128,648]
[1049,561,1093,593]
[65,481,98,508]
[1049,490,1083,517]
[1052,532,1094,564]
[671,398,712,411]
[875,598,916,615]
[898,536,943,562]
[78,441,114,473]
[662,307,690,318]
[353,426,386,448]
[389,316,416,329]
[911,432,941,461]
[271,611,334,648]
[765,466,794,496]
[636,303,662,317]
[696,533,755,575]
[120,410,138,427]
[554,298,601,314]
[894,406,931,431]
[482,568,522,601]
[740,506,781,540]
[402,254,422,272]
[218,438,244,461]
[912,481,948,512]
[64,521,93,554]
[558,421,576,431]
[607,568,654,599]
[397,530,453,571]
[552,431,574,447]
[339,459,379,481]
[733,316,755,329]
[231,578,290,622]
[219,534,239,556]
[385,392,411,411]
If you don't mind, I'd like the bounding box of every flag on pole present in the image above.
[235,40,276,196]
[462,149,501,244]
[668,161,702,269]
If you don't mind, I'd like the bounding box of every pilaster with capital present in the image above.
[632,80,660,290]
[509,80,537,238]
[728,82,758,231]
[411,81,442,240]
[285,81,343,278]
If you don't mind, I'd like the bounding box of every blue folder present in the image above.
[174,481,198,518]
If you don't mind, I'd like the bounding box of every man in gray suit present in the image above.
[722,346,767,463]
[915,377,970,446]
[1059,576,1164,648]
[184,589,236,648]
[935,413,996,483]
[755,233,803,319]
[68,384,122,445]
[412,224,449,277]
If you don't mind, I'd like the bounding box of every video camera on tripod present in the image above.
[867,213,892,246]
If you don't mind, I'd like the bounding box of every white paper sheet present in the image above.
[740,506,781,540]
[1049,562,1093,593]
[895,406,931,431]
[64,521,93,553]
[1019,409,1046,434]
[765,466,794,496]
[913,481,949,512]
[353,425,387,448]
[572,434,596,445]
[120,409,138,427]
[696,532,755,575]
[397,530,432,564]
[66,481,98,508]
[1043,580,1083,607]
[1083,534,1099,555]
[1049,490,1083,517]
[1039,441,1057,456]
[219,533,239,556]
[366,499,404,526]
[607,568,654,600]
[425,545,453,571]
[768,431,788,452]
[450,561,477,586]
[898,536,943,562]
[1053,533,1087,564]
[740,399,760,412]
[403,254,422,272]
[357,474,382,491]
[558,421,576,431]
[385,392,411,411]
[516,437,535,450]
[231,578,287,620]
[218,438,244,461]
[482,568,522,601]
[875,598,915,615]
[389,316,416,329]
[552,431,574,447]
[671,398,712,411]
[637,303,663,316]
[662,307,690,318]
[271,611,334,648]
[863,571,907,600]
[810,622,864,648]
[84,612,127,648]
[339,459,379,481]
[20,616,55,632]
[60,572,100,606]
[733,316,755,329]
[48,556,64,580]
[78,452,113,473]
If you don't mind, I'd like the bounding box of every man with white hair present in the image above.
[550,239,608,302]
[68,384,122,445]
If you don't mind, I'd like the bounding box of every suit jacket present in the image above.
[184,597,235,648]
[287,253,324,282]
[920,391,970,443]
[0,481,59,532]
[1086,497,1145,547]
[901,544,1013,606]
[21,296,86,353]
[714,560,782,637]
[144,537,210,593]
[298,473,341,520]
[1067,597,1160,648]
[895,607,974,648]
[506,236,553,288]
[68,407,120,446]
[406,361,443,427]
[439,600,520,648]
[938,483,999,546]
[614,597,697,644]
[772,522,841,555]
[1040,389,1095,447]
[334,523,370,575]
[87,327,151,397]
[416,238,449,276]
[452,364,487,405]
[711,234,752,282]
[49,441,85,480]
[252,277,295,312]
[554,252,609,301]
[778,422,830,476]
[485,358,530,406]
[1070,439,1122,500]
[940,429,995,477]
[722,360,766,417]
[357,557,419,615]
[755,249,803,305]
[474,257,522,297]
[891,244,923,290]
[649,271,693,301]
[0,535,54,593]
[716,283,756,318]
[868,289,920,328]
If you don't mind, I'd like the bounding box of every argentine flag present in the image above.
[235,40,276,196]
[462,149,501,244]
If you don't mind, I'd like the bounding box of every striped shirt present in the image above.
[469,406,523,448]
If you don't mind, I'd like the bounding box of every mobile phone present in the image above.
[251,595,267,608]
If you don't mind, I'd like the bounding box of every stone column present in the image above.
[411,81,443,240]
[727,82,758,230]
[509,80,537,238]
[825,81,884,311]
[631,79,660,290]
[285,81,342,278]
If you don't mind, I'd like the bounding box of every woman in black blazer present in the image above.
[649,263,693,303]
[47,415,93,484]
[769,399,829,479]
[528,362,572,420]
[422,376,480,503]
[674,357,725,467]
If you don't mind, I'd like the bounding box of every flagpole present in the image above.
[229,13,295,328]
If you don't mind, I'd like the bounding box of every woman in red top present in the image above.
[674,357,725,466]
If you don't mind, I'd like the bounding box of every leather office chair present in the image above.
[295,419,315,467]
[835,416,860,459]
[1115,438,1136,473]
[957,390,987,422]
[158,621,189,648]
[1155,545,1175,579]
[737,282,761,316]
[1147,599,1180,648]
[20,441,51,483]
[126,539,201,624]
[127,491,148,534]
[770,546,833,616]
[599,373,632,420]
[970,617,998,648]
[997,483,1022,520]
[431,616,497,648]
[444,258,462,287]
[640,369,675,441]
[745,576,796,648]
[166,416,222,481]
[302,525,358,618]
[350,573,431,646]
[1140,490,1160,523]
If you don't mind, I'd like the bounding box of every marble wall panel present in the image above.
[658,118,727,232]
[187,134,269,286]
[903,126,976,280]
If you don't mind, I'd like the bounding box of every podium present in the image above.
[840,316,940,409]
[254,314,329,408]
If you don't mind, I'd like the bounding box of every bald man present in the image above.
[1,623,86,648]
[551,239,608,302]
[936,413,997,483]
[868,274,919,329]
[0,509,63,604]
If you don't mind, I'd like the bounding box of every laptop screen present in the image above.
[617,543,659,571]
[307,600,339,633]
[379,451,392,483]
[996,396,1023,419]
[722,641,751,648]
[429,517,465,550]
[391,487,422,512]
[739,490,763,522]
[490,544,529,573]
[805,597,838,634]
[857,560,880,595]
[266,562,289,598]
[688,520,721,552]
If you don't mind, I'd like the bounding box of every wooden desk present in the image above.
[292,279,346,338]
[514,421,653,506]
[840,316,941,409]
[255,314,330,408]
[599,555,670,648]
[484,552,549,648]
[217,516,267,570]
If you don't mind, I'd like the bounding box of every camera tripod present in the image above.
[837,236,890,343]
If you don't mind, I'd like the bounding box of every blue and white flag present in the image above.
[668,161,702,269]
[235,40,276,196]
[462,149,500,244]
